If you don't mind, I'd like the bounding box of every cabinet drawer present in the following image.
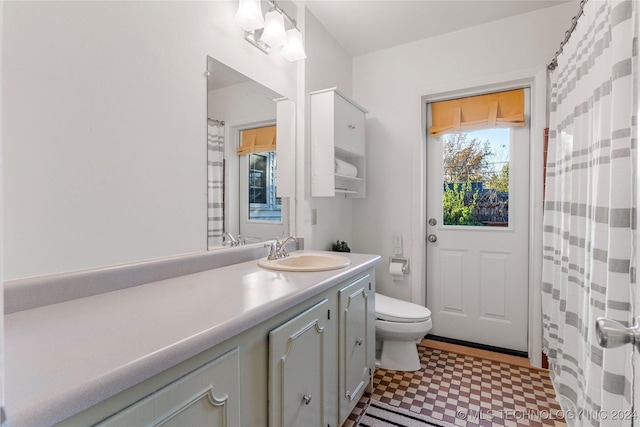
[98,348,240,427]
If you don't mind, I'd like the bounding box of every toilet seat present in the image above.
[375,318,433,340]
[375,293,431,323]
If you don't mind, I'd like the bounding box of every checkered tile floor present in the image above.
[345,342,565,427]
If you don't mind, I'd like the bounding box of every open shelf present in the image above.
[334,188,359,195]
[334,174,364,182]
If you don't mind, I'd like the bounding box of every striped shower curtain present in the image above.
[207,120,225,248]
[542,1,637,425]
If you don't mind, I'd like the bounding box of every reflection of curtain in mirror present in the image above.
[207,119,225,248]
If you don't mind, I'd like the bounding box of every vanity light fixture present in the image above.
[280,28,306,61]
[235,0,306,62]
[234,0,265,31]
[261,9,288,48]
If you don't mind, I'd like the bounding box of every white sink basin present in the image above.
[258,252,351,272]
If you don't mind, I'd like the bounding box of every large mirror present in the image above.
[206,57,291,249]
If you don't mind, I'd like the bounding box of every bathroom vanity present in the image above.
[4,249,379,427]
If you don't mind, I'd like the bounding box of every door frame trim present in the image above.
[415,66,547,367]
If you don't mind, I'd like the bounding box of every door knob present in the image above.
[355,338,363,346]
[302,394,312,405]
[427,234,437,243]
[595,317,640,349]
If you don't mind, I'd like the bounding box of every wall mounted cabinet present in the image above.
[311,88,368,197]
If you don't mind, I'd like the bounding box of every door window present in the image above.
[248,152,281,222]
[442,128,510,227]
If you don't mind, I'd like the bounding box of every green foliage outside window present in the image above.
[442,178,481,226]
[486,163,509,192]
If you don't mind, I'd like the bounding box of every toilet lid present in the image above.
[375,293,431,323]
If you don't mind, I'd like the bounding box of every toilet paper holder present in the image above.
[389,257,410,274]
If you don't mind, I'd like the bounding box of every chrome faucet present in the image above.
[265,236,298,260]
[222,232,244,247]
[276,236,298,258]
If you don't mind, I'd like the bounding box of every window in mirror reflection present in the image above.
[248,152,282,222]
[238,125,282,223]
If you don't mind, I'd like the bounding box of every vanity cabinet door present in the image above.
[269,299,329,427]
[97,348,240,427]
[338,274,374,423]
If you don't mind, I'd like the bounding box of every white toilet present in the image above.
[375,292,432,371]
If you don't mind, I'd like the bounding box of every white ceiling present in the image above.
[305,0,576,56]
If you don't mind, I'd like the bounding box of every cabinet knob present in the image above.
[303,394,312,405]
[355,338,363,346]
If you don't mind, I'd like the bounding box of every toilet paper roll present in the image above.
[389,261,404,280]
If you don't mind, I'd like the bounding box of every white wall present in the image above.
[303,8,356,251]
[351,3,578,302]
[2,1,297,279]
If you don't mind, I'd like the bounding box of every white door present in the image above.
[425,90,530,352]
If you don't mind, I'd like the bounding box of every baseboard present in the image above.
[427,334,528,359]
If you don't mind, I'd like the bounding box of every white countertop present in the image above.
[5,251,380,427]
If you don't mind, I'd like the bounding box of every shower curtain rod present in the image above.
[208,118,225,126]
[547,0,588,71]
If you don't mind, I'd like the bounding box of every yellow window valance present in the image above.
[237,125,276,155]
[429,89,525,137]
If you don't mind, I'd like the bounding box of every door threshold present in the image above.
[427,335,527,359]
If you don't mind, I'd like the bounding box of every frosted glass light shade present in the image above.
[281,28,307,61]
[260,10,287,48]
[234,0,265,31]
